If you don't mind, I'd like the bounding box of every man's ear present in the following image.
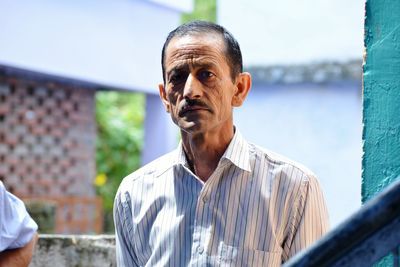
[232,72,251,107]
[158,84,171,113]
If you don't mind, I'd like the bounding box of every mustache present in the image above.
[178,99,210,116]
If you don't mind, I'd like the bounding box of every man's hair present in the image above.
[161,20,243,84]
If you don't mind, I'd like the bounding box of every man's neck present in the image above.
[181,126,234,183]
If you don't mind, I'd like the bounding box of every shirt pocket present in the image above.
[217,243,282,267]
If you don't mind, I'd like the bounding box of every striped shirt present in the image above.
[114,130,329,267]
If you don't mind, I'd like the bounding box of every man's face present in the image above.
[159,33,239,135]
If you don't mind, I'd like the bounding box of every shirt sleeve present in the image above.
[0,181,38,252]
[283,174,330,261]
[114,187,140,267]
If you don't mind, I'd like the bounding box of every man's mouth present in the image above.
[179,106,208,116]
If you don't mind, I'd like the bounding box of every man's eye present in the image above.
[198,71,214,81]
[169,72,186,84]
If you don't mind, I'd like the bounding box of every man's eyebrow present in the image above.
[166,65,188,77]
[193,62,218,70]
[167,61,217,75]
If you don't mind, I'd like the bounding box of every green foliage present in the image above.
[95,91,145,232]
[181,0,217,23]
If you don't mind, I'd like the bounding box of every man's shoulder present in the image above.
[119,150,176,186]
[249,143,317,181]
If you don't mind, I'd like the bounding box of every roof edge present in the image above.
[0,63,154,94]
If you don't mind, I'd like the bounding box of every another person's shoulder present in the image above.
[0,180,6,193]
[0,180,38,252]
[0,180,6,206]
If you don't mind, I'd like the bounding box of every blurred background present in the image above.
[0,0,363,233]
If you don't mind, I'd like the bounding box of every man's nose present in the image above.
[183,74,202,99]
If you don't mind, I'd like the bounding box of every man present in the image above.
[114,21,329,266]
[0,181,38,267]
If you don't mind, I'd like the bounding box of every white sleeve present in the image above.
[0,181,38,251]
[283,175,330,261]
[114,187,140,267]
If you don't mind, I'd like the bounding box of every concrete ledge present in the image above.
[30,234,116,267]
[246,60,362,84]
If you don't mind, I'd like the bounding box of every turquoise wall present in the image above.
[362,0,400,202]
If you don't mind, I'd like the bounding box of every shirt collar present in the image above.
[220,129,252,172]
[172,128,252,173]
[175,140,190,168]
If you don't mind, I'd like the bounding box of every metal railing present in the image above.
[283,178,400,267]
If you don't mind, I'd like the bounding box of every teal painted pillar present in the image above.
[362,0,400,203]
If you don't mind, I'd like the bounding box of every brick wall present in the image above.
[0,73,101,233]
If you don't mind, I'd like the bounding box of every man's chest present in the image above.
[130,167,292,266]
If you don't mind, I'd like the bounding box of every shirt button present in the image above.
[197,246,204,254]
[202,196,208,203]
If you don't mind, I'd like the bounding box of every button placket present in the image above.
[198,183,210,205]
[203,167,223,204]
[192,165,226,260]
[192,182,207,259]
[197,245,204,254]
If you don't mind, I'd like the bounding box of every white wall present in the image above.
[218,0,364,65]
[0,0,191,93]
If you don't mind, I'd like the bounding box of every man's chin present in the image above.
[178,121,205,134]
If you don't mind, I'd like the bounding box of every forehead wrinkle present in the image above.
[166,50,223,74]
[166,38,225,59]
[165,35,230,79]
[167,58,219,73]
[170,44,223,56]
